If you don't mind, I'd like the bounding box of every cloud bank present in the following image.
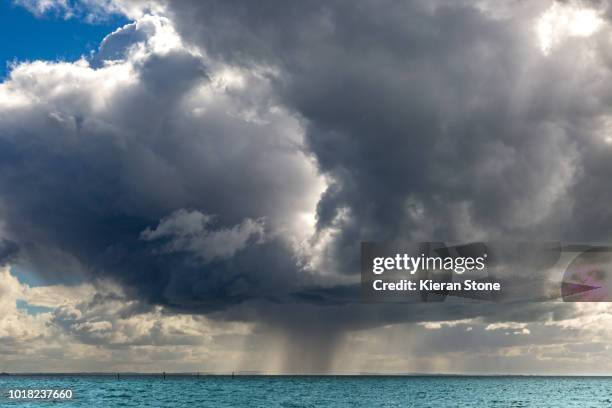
[2,0,612,373]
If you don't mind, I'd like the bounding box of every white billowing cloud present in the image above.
[14,0,162,21]
[14,0,71,16]
[93,14,184,66]
[50,287,248,348]
[0,265,98,346]
[536,1,605,54]
[0,266,48,344]
[24,283,96,309]
[0,265,264,373]
[141,209,265,262]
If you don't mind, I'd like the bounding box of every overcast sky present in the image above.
[1,0,612,374]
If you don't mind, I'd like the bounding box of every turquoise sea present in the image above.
[1,375,611,407]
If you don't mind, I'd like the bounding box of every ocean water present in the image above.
[1,375,611,407]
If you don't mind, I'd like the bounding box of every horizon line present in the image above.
[3,372,612,377]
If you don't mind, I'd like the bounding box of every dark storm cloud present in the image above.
[0,239,19,266]
[161,0,612,317]
[0,17,319,314]
[165,0,587,271]
[168,0,612,259]
[2,0,612,369]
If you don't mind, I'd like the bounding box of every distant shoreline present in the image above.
[2,373,612,378]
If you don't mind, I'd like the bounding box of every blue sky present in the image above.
[0,0,127,78]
